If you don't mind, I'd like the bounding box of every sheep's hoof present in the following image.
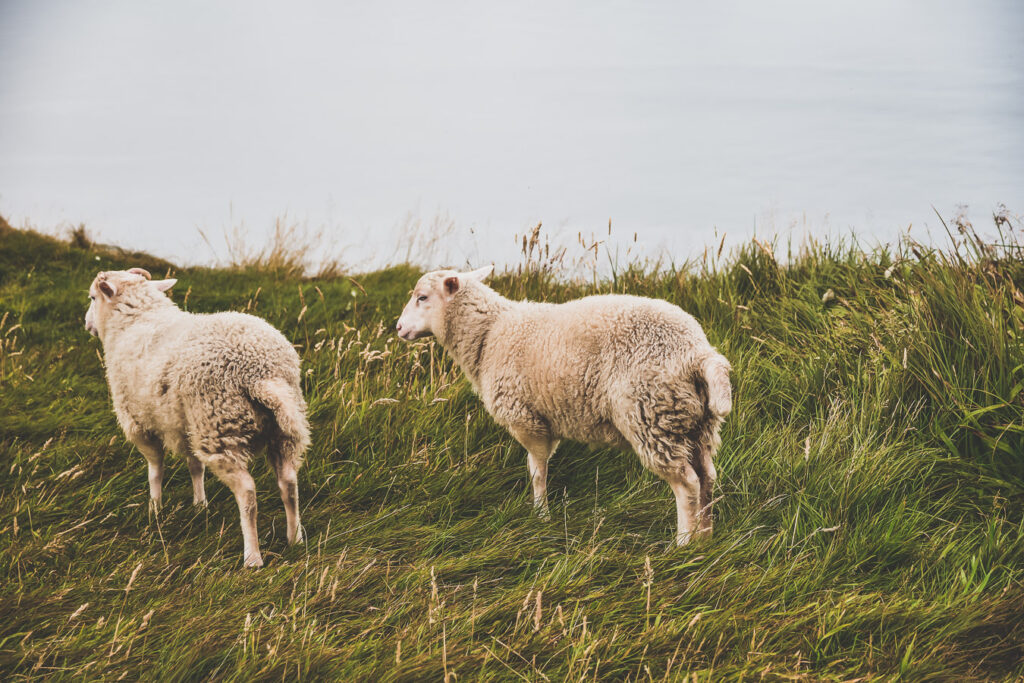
[244,553,264,569]
[288,525,304,545]
[535,506,551,521]
[675,531,694,546]
[193,498,208,508]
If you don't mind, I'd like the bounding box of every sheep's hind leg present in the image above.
[665,467,701,546]
[209,457,263,568]
[622,373,709,546]
[509,427,558,519]
[632,440,701,546]
[187,455,207,507]
[694,449,717,539]
[277,461,302,544]
[268,439,303,545]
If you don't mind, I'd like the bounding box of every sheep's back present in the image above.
[515,294,710,368]
[173,312,301,393]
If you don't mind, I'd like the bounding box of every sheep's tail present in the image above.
[700,351,732,419]
[250,377,311,467]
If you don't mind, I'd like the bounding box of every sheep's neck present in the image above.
[102,298,182,349]
[441,287,512,387]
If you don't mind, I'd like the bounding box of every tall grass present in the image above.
[198,216,348,279]
[0,210,1022,680]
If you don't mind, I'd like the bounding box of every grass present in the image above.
[1,210,1023,680]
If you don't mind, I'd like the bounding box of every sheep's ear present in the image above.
[465,265,494,282]
[98,280,117,299]
[443,276,460,296]
[154,278,177,292]
[128,267,152,280]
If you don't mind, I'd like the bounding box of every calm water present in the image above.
[1,1,1022,270]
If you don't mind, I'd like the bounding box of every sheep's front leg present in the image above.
[210,460,263,568]
[133,439,165,514]
[509,428,558,519]
[187,455,207,507]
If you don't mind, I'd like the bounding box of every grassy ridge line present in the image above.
[0,218,1022,680]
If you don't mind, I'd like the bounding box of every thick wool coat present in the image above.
[94,273,309,474]
[429,275,732,481]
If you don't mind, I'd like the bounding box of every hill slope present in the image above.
[1,220,1023,680]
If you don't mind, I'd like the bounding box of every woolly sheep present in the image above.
[85,268,310,567]
[396,266,732,545]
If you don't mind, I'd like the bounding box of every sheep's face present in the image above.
[396,265,493,341]
[85,268,176,339]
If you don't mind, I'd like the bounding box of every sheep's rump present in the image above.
[485,295,729,452]
[166,312,307,462]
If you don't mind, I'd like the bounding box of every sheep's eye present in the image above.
[89,295,95,301]
[417,295,427,302]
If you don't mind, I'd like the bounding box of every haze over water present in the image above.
[1,1,1022,269]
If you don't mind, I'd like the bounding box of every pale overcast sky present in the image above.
[1,1,1021,268]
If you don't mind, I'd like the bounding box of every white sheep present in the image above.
[396,266,732,545]
[85,268,310,567]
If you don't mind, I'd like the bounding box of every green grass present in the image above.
[1,214,1022,680]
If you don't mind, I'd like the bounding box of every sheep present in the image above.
[396,266,732,545]
[85,268,310,567]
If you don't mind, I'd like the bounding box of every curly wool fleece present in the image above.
[87,269,310,567]
[397,267,732,545]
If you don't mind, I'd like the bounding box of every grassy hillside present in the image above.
[1,215,1023,680]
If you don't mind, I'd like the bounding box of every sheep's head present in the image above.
[396,265,493,341]
[85,268,177,339]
